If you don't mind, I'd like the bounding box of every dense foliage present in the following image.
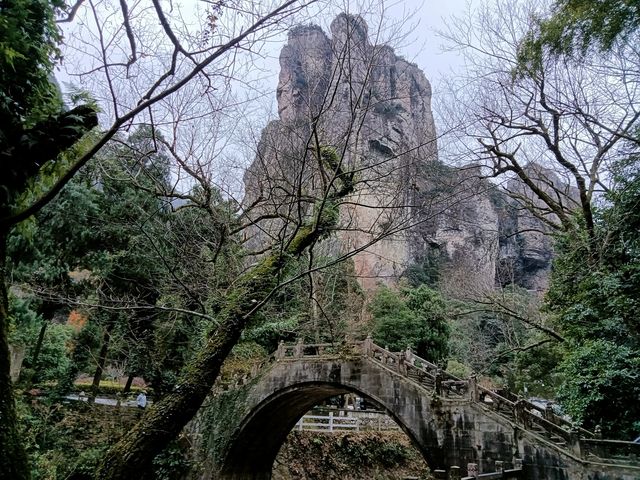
[0,0,63,129]
[546,158,640,438]
[274,431,428,479]
[1,0,97,476]
[523,0,640,57]
[3,0,640,476]
[371,285,450,365]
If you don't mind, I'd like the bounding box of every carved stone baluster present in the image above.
[569,426,582,457]
[435,370,443,396]
[594,425,602,439]
[514,399,525,425]
[467,463,478,478]
[468,375,478,402]
[398,356,407,375]
[405,346,415,366]
[544,404,554,423]
[448,466,460,480]
[363,335,373,356]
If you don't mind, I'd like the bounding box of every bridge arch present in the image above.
[220,379,437,479]
[197,343,640,480]
[209,357,453,479]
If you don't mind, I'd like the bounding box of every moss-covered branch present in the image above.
[95,147,352,479]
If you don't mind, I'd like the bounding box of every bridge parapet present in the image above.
[581,439,640,466]
[204,338,640,478]
[267,338,640,468]
[365,340,640,467]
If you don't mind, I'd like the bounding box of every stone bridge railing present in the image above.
[222,337,640,468]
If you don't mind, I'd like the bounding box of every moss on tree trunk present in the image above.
[0,231,31,479]
[96,257,286,478]
[96,196,347,479]
[96,148,352,479]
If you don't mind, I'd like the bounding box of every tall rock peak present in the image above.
[244,15,555,294]
[245,14,440,289]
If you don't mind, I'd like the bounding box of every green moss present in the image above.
[199,372,265,467]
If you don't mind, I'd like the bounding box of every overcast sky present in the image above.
[55,0,476,194]
[258,0,473,104]
[379,0,471,87]
[57,0,473,120]
[223,0,476,149]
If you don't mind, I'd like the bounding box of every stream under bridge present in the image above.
[193,339,640,480]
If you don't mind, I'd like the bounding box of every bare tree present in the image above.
[0,1,319,478]
[4,2,491,477]
[427,0,640,392]
[436,0,640,243]
[86,9,470,478]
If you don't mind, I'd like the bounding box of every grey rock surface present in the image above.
[243,14,557,294]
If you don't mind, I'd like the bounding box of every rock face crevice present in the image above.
[243,14,557,293]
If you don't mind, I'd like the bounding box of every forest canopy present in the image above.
[1,0,640,478]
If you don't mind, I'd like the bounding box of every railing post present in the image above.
[329,411,334,432]
[405,346,414,365]
[397,355,406,375]
[363,335,373,356]
[513,458,523,470]
[448,466,460,480]
[514,399,528,427]
[543,404,554,422]
[295,338,304,358]
[276,340,285,360]
[468,375,478,402]
[494,460,504,473]
[435,370,443,396]
[594,424,602,439]
[467,463,478,478]
[569,426,582,457]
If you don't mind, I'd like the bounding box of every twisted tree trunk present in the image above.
[0,230,31,480]
[97,149,352,479]
[96,224,328,478]
[0,104,97,479]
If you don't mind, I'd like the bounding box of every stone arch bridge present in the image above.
[194,339,640,480]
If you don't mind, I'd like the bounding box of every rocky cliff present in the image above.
[243,14,556,295]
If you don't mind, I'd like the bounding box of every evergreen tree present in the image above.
[547,155,640,438]
[0,0,97,475]
[371,285,450,365]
